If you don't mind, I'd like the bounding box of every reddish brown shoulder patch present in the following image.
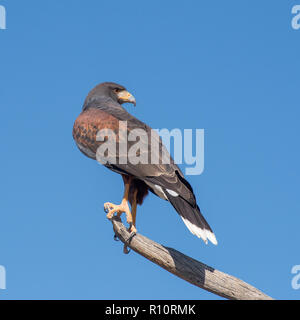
[73,108,120,155]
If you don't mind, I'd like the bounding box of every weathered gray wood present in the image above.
[110,216,273,300]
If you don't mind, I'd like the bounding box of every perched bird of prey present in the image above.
[73,82,217,245]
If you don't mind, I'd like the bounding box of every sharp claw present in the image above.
[123,244,131,254]
[127,223,137,234]
[127,222,133,232]
[114,234,119,241]
[123,231,137,255]
[129,231,137,241]
[104,204,109,213]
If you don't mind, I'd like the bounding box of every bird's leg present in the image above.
[104,175,136,232]
[131,189,138,232]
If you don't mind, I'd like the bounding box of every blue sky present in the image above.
[0,1,300,300]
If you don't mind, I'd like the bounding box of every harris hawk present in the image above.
[73,82,217,245]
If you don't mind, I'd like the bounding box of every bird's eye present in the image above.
[114,88,122,93]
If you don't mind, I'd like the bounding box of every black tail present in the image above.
[165,192,217,245]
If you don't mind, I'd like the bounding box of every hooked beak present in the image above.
[117,90,136,106]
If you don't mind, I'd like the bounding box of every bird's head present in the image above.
[83,82,136,110]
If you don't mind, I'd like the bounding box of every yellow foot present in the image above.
[104,201,133,226]
[128,223,137,234]
[104,202,124,219]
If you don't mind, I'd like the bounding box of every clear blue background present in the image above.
[0,1,299,300]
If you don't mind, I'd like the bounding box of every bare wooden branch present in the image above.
[110,216,273,300]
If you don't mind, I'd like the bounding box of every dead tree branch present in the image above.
[110,216,273,300]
